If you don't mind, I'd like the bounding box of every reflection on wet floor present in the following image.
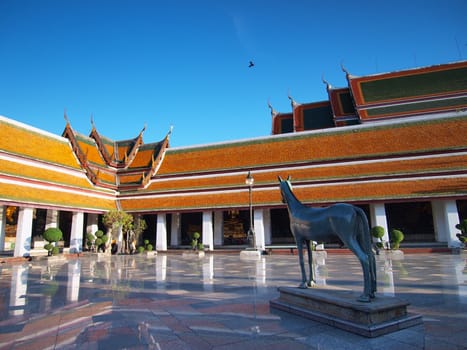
[0,252,466,349]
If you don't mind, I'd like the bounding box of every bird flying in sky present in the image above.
[248,60,254,68]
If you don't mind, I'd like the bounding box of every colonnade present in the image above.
[0,200,462,257]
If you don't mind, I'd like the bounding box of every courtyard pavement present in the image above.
[0,250,465,349]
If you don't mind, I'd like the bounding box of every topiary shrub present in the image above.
[371,226,386,250]
[86,233,96,251]
[44,243,54,252]
[94,230,109,252]
[391,229,404,250]
[191,232,201,251]
[51,246,60,255]
[43,227,63,256]
[137,246,145,254]
[146,244,153,251]
[95,237,103,248]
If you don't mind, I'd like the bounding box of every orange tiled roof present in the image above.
[0,158,91,189]
[119,176,467,212]
[1,117,81,169]
[0,180,115,211]
[157,116,466,176]
[74,133,107,167]
[118,114,467,212]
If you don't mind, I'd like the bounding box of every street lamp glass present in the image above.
[245,171,254,186]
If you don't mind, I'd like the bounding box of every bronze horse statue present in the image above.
[278,176,377,302]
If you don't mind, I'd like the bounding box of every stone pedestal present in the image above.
[270,287,422,338]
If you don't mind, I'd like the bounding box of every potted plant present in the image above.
[43,227,63,256]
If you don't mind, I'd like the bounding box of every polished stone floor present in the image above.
[0,251,466,349]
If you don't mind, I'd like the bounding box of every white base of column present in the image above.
[240,249,262,259]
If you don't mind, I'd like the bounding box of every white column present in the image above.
[256,257,266,285]
[67,259,81,302]
[202,211,214,251]
[369,203,390,247]
[156,254,167,283]
[214,211,224,246]
[432,200,461,247]
[170,213,181,247]
[156,213,167,251]
[0,206,6,251]
[253,209,265,251]
[263,209,272,245]
[45,209,59,229]
[70,212,84,253]
[10,265,28,316]
[203,255,214,288]
[14,207,33,257]
[86,213,99,235]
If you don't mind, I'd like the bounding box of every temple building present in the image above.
[1,60,466,257]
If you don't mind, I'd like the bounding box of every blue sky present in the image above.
[1,0,466,147]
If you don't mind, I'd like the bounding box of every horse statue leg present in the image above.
[370,250,377,298]
[347,238,372,302]
[296,240,309,289]
[305,239,316,287]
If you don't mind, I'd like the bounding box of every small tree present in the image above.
[102,210,133,253]
[102,210,147,254]
[43,227,63,256]
[133,216,147,244]
[391,229,405,250]
[455,219,467,246]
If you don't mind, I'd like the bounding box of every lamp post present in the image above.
[245,171,255,249]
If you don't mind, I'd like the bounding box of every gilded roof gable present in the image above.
[349,61,467,121]
[62,120,169,190]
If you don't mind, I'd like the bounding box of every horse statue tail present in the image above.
[354,206,377,295]
[354,206,371,252]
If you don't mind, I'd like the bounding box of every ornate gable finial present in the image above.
[341,61,350,76]
[267,99,278,118]
[90,114,96,130]
[288,90,298,109]
[322,74,332,91]
[64,109,70,125]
